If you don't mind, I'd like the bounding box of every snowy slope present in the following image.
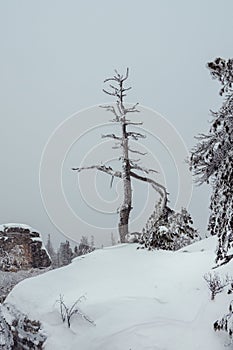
[5,237,233,350]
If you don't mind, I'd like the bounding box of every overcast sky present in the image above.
[1,0,233,247]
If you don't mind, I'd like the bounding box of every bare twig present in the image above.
[57,295,95,328]
[127,131,146,140]
[130,162,158,174]
[101,133,122,140]
[128,148,147,156]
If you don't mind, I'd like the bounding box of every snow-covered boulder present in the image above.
[125,232,141,243]
[0,224,51,271]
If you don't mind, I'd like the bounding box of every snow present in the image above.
[0,237,9,241]
[0,222,48,254]
[0,223,39,233]
[179,236,217,252]
[31,236,43,242]
[5,236,232,350]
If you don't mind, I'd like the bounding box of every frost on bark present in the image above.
[73,69,168,243]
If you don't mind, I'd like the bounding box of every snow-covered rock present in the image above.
[0,223,51,271]
[125,232,141,243]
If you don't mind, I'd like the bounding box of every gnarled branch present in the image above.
[127,131,146,140]
[128,148,147,156]
[72,164,122,179]
[130,171,168,209]
[130,163,158,175]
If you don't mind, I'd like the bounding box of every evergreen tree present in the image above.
[0,306,13,349]
[45,234,57,268]
[190,57,233,263]
[111,232,116,246]
[140,199,199,251]
[78,236,94,256]
[214,300,233,344]
[73,245,79,258]
[57,240,73,267]
[90,235,95,249]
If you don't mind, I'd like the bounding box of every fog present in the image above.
[1,0,233,246]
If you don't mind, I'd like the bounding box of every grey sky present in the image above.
[1,0,233,246]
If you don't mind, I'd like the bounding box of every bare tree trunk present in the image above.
[119,119,132,243]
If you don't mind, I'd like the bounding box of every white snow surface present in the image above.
[0,223,39,233]
[5,236,232,350]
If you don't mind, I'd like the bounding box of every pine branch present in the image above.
[116,101,124,116]
[130,171,168,209]
[128,148,147,156]
[123,103,140,114]
[127,131,146,140]
[101,134,122,140]
[121,67,129,81]
[103,68,130,103]
[130,162,158,174]
[102,89,116,97]
[125,121,143,125]
[112,142,122,149]
[99,105,120,121]
[72,164,122,179]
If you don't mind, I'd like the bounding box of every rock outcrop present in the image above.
[0,224,51,271]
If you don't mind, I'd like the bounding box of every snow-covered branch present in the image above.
[130,162,158,175]
[101,133,122,141]
[130,171,168,209]
[128,148,147,156]
[99,105,120,121]
[72,164,122,179]
[125,121,143,125]
[127,131,146,140]
[103,68,130,101]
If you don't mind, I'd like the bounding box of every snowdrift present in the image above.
[5,237,233,349]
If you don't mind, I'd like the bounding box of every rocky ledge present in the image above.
[0,224,51,271]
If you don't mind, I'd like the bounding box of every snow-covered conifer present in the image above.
[45,234,57,268]
[57,241,73,267]
[190,57,233,263]
[214,300,233,343]
[78,236,94,256]
[140,200,199,251]
[0,306,13,349]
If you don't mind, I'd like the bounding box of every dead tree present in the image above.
[73,69,168,243]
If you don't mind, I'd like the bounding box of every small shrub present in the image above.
[203,272,230,300]
[57,295,95,328]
